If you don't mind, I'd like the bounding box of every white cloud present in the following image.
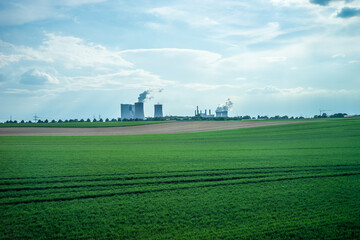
[262,56,287,63]
[0,0,107,26]
[148,6,219,27]
[215,22,284,45]
[332,53,346,58]
[119,48,222,67]
[0,34,132,69]
[182,83,243,91]
[41,33,133,69]
[270,0,314,8]
[62,0,107,6]
[63,70,175,91]
[246,85,351,96]
[19,69,59,85]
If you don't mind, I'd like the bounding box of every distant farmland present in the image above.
[0,119,359,239]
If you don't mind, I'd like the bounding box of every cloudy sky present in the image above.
[0,0,359,121]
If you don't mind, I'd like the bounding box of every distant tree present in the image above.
[86,118,91,122]
[111,118,117,122]
[79,119,85,122]
[20,120,25,123]
[330,113,347,118]
[105,118,110,122]
[37,120,43,123]
[44,119,49,123]
[58,119,63,123]
[51,120,56,123]
[93,118,97,122]
[64,120,69,123]
[99,118,103,122]
[27,120,32,123]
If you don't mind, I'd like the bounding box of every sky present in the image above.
[0,0,359,121]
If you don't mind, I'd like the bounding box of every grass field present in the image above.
[0,121,171,128]
[0,119,359,239]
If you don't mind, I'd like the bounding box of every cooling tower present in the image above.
[154,104,163,118]
[134,102,145,119]
[121,104,134,120]
[216,110,228,117]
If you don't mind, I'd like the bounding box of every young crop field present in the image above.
[0,119,359,239]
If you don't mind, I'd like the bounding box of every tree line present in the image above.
[2,113,349,124]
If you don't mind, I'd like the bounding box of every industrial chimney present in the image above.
[134,102,145,119]
[154,104,163,118]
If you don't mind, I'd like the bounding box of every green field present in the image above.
[0,121,172,128]
[0,119,359,239]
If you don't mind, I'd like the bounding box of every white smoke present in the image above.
[216,98,233,112]
[138,88,164,102]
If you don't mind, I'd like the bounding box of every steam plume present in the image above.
[138,88,164,102]
[216,98,233,111]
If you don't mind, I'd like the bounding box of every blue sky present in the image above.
[0,0,359,121]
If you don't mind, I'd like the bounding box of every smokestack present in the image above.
[134,102,145,119]
[197,106,199,115]
[154,104,163,118]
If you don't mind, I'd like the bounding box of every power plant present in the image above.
[120,90,233,120]
[121,90,164,120]
[195,106,214,118]
[195,99,233,118]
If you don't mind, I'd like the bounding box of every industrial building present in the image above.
[154,104,163,118]
[195,106,215,118]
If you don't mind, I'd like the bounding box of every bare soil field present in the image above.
[0,121,309,136]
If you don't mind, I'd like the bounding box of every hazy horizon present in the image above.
[1,0,359,121]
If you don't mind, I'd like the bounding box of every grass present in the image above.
[0,119,359,239]
[0,121,172,128]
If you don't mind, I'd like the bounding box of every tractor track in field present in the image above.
[1,165,359,205]
[0,120,310,136]
[1,167,360,190]
[1,164,356,181]
[1,173,359,206]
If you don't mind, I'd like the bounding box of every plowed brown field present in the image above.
[0,121,309,136]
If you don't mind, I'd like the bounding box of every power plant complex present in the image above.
[121,90,164,120]
[195,99,233,118]
[121,91,233,120]
[121,102,163,120]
